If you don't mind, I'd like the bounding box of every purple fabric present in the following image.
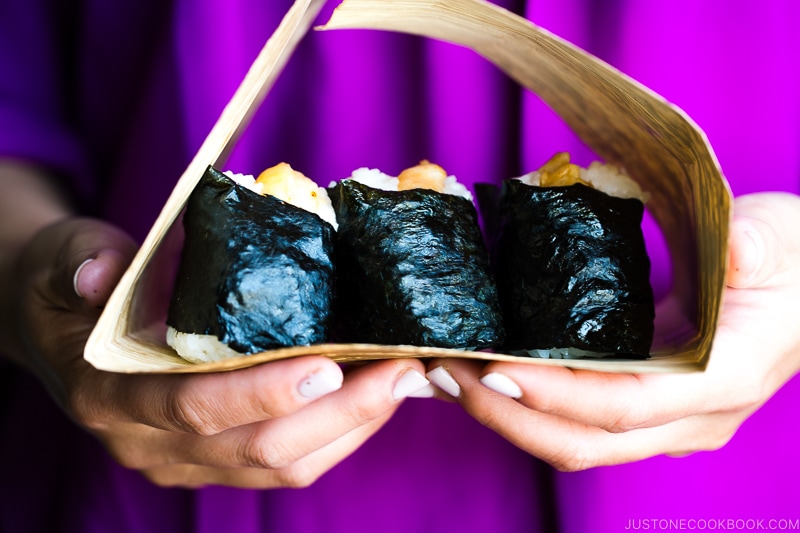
[1,0,799,532]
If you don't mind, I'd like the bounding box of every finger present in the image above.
[444,362,738,470]
[727,215,775,289]
[8,220,135,392]
[61,220,137,312]
[727,193,800,289]
[140,410,396,489]
[86,358,427,437]
[480,403,735,471]
[171,360,425,469]
[425,363,464,401]
[436,359,724,434]
[30,218,137,315]
[82,356,345,435]
[72,247,133,309]
[97,360,425,470]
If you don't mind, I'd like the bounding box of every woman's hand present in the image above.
[425,192,800,471]
[5,216,432,489]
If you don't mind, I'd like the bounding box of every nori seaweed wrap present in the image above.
[492,179,654,357]
[167,166,335,356]
[329,178,505,349]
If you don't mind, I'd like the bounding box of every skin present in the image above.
[0,159,429,489]
[428,192,800,471]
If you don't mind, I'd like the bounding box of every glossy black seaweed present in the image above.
[329,180,505,349]
[491,180,654,357]
[167,166,335,354]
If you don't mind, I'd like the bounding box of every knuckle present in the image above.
[164,391,221,436]
[63,372,120,431]
[522,390,555,415]
[548,443,598,472]
[698,423,738,453]
[110,450,153,471]
[66,386,107,430]
[604,405,649,434]
[101,438,159,471]
[601,378,652,433]
[273,464,323,489]
[730,380,765,414]
[142,466,206,489]
[709,432,735,452]
[238,435,296,469]
[251,396,280,421]
[142,472,174,488]
[463,398,501,429]
[342,395,388,427]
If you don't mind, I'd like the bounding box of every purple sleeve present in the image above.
[0,1,92,201]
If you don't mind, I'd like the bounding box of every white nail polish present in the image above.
[426,366,461,397]
[480,372,523,399]
[408,383,436,398]
[392,369,430,401]
[73,258,94,298]
[298,368,343,399]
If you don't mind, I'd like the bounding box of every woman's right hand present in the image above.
[6,216,431,488]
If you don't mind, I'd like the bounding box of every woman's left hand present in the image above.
[425,192,800,471]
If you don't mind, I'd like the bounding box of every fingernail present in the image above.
[298,367,343,399]
[730,218,765,286]
[427,366,461,397]
[73,258,94,298]
[392,369,430,401]
[740,226,765,282]
[480,372,523,399]
[408,383,436,398]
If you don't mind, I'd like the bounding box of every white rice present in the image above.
[166,326,243,364]
[517,161,650,203]
[339,167,474,202]
[224,170,339,229]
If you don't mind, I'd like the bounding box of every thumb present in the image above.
[8,217,137,375]
[727,192,800,289]
[47,218,138,315]
[73,248,134,309]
